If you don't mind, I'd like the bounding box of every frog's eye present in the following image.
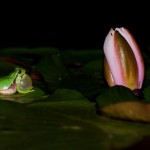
[18,74,33,90]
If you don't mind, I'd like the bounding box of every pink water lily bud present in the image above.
[103,27,144,90]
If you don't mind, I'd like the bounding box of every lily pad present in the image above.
[60,74,104,98]
[81,59,103,75]
[34,54,69,91]
[143,86,150,103]
[96,85,139,108]
[28,100,150,149]
[0,87,47,103]
[96,85,150,122]
[61,49,103,65]
[47,88,88,102]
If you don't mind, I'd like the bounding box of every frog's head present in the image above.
[15,67,33,94]
[15,68,26,84]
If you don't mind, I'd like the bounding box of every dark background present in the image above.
[0,11,149,52]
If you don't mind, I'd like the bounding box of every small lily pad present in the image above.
[34,54,69,91]
[96,85,139,108]
[0,87,47,103]
[81,59,103,75]
[96,85,150,122]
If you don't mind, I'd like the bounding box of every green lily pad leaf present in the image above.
[26,47,59,55]
[61,49,103,65]
[0,61,17,77]
[96,86,150,122]
[0,47,59,68]
[28,99,150,149]
[29,100,97,118]
[81,59,103,74]
[48,89,88,102]
[143,66,150,87]
[0,87,47,103]
[60,74,104,98]
[96,85,139,108]
[0,100,110,150]
[143,86,150,103]
[0,100,32,117]
[34,54,69,91]
[1,88,150,149]
[0,48,29,57]
[0,47,59,56]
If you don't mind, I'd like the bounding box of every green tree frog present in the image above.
[0,67,33,95]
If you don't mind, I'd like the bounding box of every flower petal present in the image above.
[116,27,145,88]
[104,57,115,86]
[103,28,125,86]
[114,30,138,90]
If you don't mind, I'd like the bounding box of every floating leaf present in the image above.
[0,61,17,77]
[0,87,47,103]
[34,54,69,91]
[48,88,88,102]
[29,100,150,149]
[60,74,104,98]
[96,85,139,108]
[0,47,59,56]
[61,49,103,65]
[143,86,150,103]
[80,59,103,78]
[96,86,150,122]
[0,100,31,117]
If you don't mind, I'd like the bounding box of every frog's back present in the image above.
[0,76,15,90]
